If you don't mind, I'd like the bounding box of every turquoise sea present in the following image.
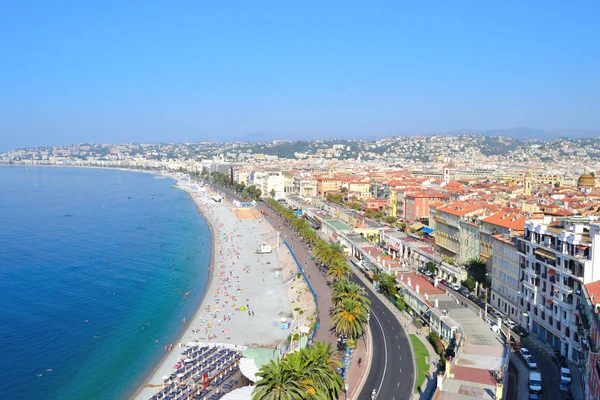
[0,167,212,399]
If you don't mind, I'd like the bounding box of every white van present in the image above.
[529,371,542,393]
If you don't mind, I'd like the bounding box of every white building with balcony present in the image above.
[517,216,600,362]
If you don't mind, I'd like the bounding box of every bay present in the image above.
[0,166,211,399]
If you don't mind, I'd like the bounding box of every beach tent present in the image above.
[239,358,261,383]
[220,385,254,400]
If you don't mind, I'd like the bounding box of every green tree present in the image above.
[327,259,351,282]
[384,216,397,224]
[376,273,398,297]
[462,277,476,291]
[364,208,375,218]
[331,298,368,339]
[466,257,487,286]
[300,226,318,246]
[252,358,305,400]
[426,261,437,274]
[395,296,406,311]
[332,280,369,308]
[270,189,276,198]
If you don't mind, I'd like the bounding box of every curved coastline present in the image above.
[129,178,217,399]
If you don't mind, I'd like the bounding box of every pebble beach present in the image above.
[134,178,293,399]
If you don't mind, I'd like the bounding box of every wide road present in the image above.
[351,273,415,400]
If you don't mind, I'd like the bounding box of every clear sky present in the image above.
[1,1,599,151]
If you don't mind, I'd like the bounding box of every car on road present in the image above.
[529,371,542,393]
[529,394,540,400]
[515,326,529,337]
[526,356,538,369]
[559,380,570,393]
[504,320,517,330]
[520,347,531,358]
[560,367,571,383]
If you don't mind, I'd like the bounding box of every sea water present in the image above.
[0,167,211,399]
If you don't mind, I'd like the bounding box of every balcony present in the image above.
[561,284,574,294]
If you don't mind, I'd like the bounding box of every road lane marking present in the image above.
[371,310,388,396]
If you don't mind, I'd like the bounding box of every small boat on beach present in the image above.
[256,242,272,254]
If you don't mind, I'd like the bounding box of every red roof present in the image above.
[481,212,526,231]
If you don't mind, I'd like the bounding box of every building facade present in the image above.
[490,235,521,319]
[517,216,600,362]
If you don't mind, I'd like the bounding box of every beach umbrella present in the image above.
[239,306,246,311]
[177,373,185,378]
[162,375,169,381]
[184,358,192,363]
[280,317,288,323]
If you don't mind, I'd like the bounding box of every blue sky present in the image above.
[1,1,599,150]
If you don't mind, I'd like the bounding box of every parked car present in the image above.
[559,380,570,393]
[560,367,571,383]
[526,356,538,370]
[520,347,531,358]
[467,294,477,301]
[450,282,460,290]
[515,326,529,337]
[504,320,517,330]
[440,279,447,286]
[529,393,540,400]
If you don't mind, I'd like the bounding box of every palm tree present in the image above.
[300,227,318,246]
[332,281,370,309]
[331,298,368,339]
[252,358,305,400]
[252,343,343,400]
[327,260,351,282]
[301,342,343,398]
[315,242,345,268]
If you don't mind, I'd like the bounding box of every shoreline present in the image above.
[1,165,295,399]
[128,178,218,400]
[133,175,294,400]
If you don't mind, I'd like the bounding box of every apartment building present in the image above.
[343,178,372,199]
[315,175,342,196]
[480,212,526,280]
[404,190,450,223]
[517,216,600,362]
[490,235,521,319]
[253,171,285,199]
[233,169,250,185]
[430,202,485,264]
[294,177,317,197]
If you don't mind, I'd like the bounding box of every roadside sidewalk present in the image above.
[345,326,372,400]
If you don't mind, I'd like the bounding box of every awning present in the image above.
[410,222,424,231]
[422,227,435,234]
[548,268,556,276]
[389,245,399,251]
[546,298,554,305]
[220,386,254,400]
[534,248,556,260]
[239,358,261,383]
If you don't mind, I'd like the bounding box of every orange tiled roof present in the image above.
[482,212,526,231]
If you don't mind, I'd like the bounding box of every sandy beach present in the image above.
[134,177,294,400]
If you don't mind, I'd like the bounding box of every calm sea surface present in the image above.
[0,167,211,399]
